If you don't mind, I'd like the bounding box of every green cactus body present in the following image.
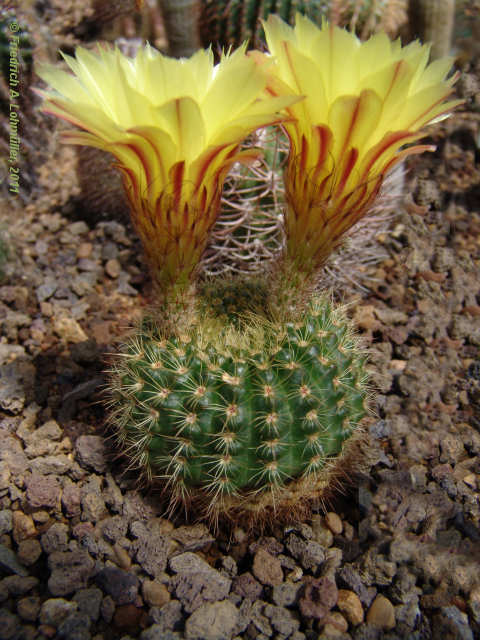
[109,295,368,523]
[200,0,407,50]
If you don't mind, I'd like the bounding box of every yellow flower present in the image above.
[36,44,296,296]
[257,14,461,275]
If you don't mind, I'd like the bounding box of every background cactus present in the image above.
[108,292,368,525]
[199,0,408,51]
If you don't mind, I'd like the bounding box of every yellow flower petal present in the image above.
[37,42,295,296]
[260,13,461,274]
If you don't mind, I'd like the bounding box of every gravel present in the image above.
[0,32,478,640]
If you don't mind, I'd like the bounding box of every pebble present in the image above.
[48,550,95,596]
[74,436,107,473]
[184,600,238,640]
[0,543,29,577]
[366,595,395,630]
[0,608,21,639]
[17,539,42,566]
[12,511,36,543]
[56,612,92,640]
[17,595,41,622]
[325,512,343,536]
[311,517,334,548]
[299,576,338,620]
[322,612,349,636]
[94,567,139,605]
[169,552,231,613]
[113,542,132,570]
[61,482,82,517]
[272,581,301,607]
[39,598,78,626]
[264,603,300,636]
[77,243,93,259]
[432,605,474,640]
[72,587,103,623]
[105,259,121,278]
[252,548,283,586]
[141,580,170,608]
[41,522,69,554]
[68,221,89,235]
[112,603,144,631]
[25,473,61,509]
[2,575,38,596]
[0,511,12,536]
[337,589,364,626]
[232,573,263,600]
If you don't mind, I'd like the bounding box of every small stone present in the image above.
[95,567,139,605]
[0,608,20,639]
[272,581,301,607]
[53,313,88,343]
[322,612,349,637]
[100,596,115,624]
[337,589,364,626]
[17,539,42,566]
[74,436,107,473]
[12,511,36,543]
[81,492,107,523]
[68,221,89,235]
[72,587,103,623]
[432,606,474,640]
[338,566,377,608]
[132,522,172,578]
[113,543,132,570]
[264,604,300,636]
[105,259,121,278]
[41,522,69,554]
[29,454,73,476]
[97,516,127,544]
[2,575,38,596]
[48,550,95,596]
[299,577,338,621]
[142,580,170,608]
[252,548,283,586]
[366,595,395,630]
[169,552,232,613]
[112,603,144,630]
[77,243,93,259]
[0,511,12,536]
[171,524,214,551]
[232,573,263,600]
[311,516,334,548]
[36,281,57,303]
[61,483,81,517]
[32,510,50,525]
[0,544,28,577]
[325,513,343,536]
[56,612,92,640]
[0,359,36,414]
[148,600,183,631]
[26,474,61,509]
[185,600,238,640]
[17,595,41,622]
[39,598,78,626]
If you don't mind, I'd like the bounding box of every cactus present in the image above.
[108,292,368,525]
[200,0,408,50]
